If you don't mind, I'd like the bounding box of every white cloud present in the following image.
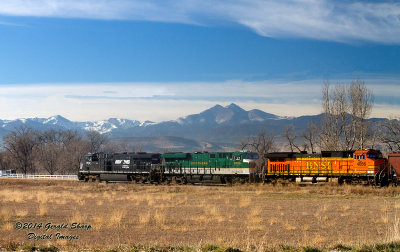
[0,0,399,44]
[0,78,399,122]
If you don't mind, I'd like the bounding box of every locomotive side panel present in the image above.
[265,150,386,184]
[79,152,162,182]
[161,151,259,183]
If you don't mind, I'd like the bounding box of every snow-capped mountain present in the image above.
[0,103,386,151]
[83,118,142,134]
[176,103,281,126]
[0,116,144,135]
[0,103,284,135]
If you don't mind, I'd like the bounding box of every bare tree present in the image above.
[321,82,348,150]
[64,138,90,173]
[302,122,319,153]
[284,125,302,152]
[133,144,145,153]
[3,126,38,174]
[348,79,374,149]
[86,130,108,153]
[320,79,374,151]
[0,151,13,171]
[379,117,400,152]
[59,130,83,147]
[102,141,122,153]
[239,131,276,158]
[34,143,62,175]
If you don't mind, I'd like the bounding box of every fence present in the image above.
[0,174,78,180]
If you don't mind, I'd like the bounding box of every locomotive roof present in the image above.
[265,152,298,159]
[88,152,161,159]
[265,150,355,160]
[112,152,161,158]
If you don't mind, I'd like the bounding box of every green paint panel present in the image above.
[162,152,258,169]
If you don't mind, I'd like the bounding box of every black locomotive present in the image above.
[79,152,162,182]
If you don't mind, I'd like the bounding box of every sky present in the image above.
[0,0,399,122]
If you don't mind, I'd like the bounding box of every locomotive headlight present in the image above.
[243,158,258,163]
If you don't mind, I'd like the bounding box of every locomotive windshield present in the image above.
[84,154,99,162]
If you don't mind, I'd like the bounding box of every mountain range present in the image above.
[0,103,386,152]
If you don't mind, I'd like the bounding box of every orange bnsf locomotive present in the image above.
[264,149,393,186]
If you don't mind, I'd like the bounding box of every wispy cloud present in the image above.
[0,0,399,44]
[0,20,28,27]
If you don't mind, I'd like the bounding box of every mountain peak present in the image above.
[225,103,246,112]
[43,115,70,124]
[209,104,224,110]
[51,115,68,121]
[226,103,241,109]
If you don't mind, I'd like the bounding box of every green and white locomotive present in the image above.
[161,151,259,183]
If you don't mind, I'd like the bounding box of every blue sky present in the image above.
[0,0,399,121]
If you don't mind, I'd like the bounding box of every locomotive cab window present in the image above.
[91,155,99,162]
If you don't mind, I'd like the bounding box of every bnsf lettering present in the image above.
[306,161,331,170]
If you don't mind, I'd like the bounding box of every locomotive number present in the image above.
[357,161,366,166]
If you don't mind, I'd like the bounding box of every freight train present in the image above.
[78,149,400,186]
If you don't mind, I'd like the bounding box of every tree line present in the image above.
[0,128,112,175]
[241,79,400,157]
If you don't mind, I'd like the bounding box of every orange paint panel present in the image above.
[266,149,385,176]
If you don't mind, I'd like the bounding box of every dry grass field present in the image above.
[1,179,400,251]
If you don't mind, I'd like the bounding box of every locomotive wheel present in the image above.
[220,176,226,184]
[168,177,177,185]
[345,179,353,185]
[241,177,249,184]
[174,177,184,184]
[225,177,233,185]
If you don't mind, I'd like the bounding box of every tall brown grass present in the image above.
[1,179,400,251]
